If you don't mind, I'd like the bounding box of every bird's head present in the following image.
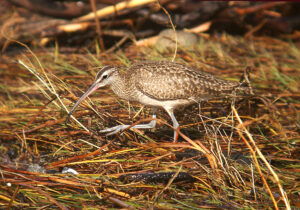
[94,65,118,88]
[65,65,118,123]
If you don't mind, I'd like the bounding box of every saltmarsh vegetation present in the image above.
[0,34,298,209]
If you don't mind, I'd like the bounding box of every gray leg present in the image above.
[99,108,157,136]
[164,107,179,142]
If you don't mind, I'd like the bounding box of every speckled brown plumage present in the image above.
[67,60,253,141]
[111,61,252,106]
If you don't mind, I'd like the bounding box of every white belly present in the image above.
[135,92,193,110]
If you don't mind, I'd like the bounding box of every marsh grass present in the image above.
[0,35,298,209]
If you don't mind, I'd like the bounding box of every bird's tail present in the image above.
[235,66,254,96]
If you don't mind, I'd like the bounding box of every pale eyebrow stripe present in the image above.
[95,65,112,79]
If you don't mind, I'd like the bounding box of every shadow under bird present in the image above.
[66,61,253,142]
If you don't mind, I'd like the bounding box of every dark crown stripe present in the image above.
[96,65,114,79]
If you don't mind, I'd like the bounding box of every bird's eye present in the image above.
[102,75,108,79]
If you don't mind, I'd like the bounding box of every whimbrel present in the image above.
[66,61,253,141]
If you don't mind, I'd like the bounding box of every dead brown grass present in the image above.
[0,34,299,209]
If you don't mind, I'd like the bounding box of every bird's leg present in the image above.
[99,108,157,136]
[164,107,180,143]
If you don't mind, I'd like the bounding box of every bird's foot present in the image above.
[99,120,157,136]
[99,125,130,136]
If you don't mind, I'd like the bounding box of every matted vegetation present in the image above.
[0,34,299,209]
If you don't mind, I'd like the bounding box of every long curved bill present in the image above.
[65,82,100,124]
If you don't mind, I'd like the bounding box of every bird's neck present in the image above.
[109,73,128,100]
